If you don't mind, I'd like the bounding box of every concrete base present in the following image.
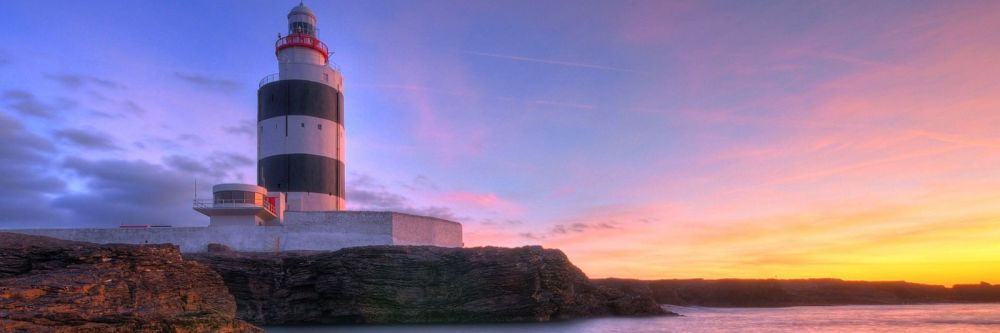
[3,211,463,253]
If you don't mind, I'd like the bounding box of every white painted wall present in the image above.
[285,191,342,211]
[390,212,464,247]
[209,215,263,227]
[258,116,342,159]
[277,51,344,91]
[4,211,462,252]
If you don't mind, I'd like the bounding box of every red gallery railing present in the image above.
[275,33,329,62]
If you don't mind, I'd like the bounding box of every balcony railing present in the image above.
[259,73,279,88]
[193,198,276,215]
[258,65,342,88]
[275,33,329,62]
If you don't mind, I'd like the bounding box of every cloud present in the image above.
[163,155,215,177]
[521,221,618,240]
[53,128,120,150]
[479,219,522,226]
[176,133,204,144]
[223,119,256,138]
[465,51,646,74]
[440,191,502,206]
[407,206,460,221]
[0,114,66,226]
[163,152,253,180]
[349,174,409,208]
[45,73,122,90]
[0,90,76,118]
[174,72,241,93]
[52,157,203,227]
[82,102,148,119]
[437,190,521,215]
[400,174,438,191]
[347,173,459,220]
[211,153,255,169]
[0,114,248,228]
[121,100,147,115]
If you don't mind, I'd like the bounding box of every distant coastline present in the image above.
[595,278,1000,307]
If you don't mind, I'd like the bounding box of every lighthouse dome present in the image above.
[288,2,315,18]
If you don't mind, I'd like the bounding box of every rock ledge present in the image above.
[0,232,262,333]
[188,245,672,325]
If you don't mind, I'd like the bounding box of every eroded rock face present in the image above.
[0,232,262,333]
[188,246,670,325]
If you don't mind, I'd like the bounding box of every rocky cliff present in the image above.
[0,232,262,333]
[187,245,671,325]
[594,278,1000,307]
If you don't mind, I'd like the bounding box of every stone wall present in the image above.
[4,211,462,253]
[390,212,464,246]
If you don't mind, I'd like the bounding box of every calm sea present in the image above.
[266,303,1000,332]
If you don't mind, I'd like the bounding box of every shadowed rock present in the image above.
[187,246,672,325]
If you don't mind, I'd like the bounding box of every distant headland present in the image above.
[596,278,1000,307]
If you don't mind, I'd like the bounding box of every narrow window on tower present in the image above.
[301,122,305,128]
[324,73,329,82]
[318,124,322,130]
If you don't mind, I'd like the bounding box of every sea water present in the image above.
[265,303,1000,332]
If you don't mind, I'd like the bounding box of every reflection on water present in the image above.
[266,303,1000,333]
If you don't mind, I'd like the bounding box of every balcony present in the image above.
[275,33,329,62]
[193,198,277,220]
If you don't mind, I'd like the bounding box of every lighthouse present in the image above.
[257,2,345,211]
[10,2,463,251]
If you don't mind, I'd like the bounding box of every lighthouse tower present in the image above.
[257,2,345,211]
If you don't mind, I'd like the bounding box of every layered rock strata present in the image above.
[0,233,262,333]
[188,246,671,325]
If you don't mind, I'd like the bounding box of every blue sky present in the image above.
[2,0,1000,284]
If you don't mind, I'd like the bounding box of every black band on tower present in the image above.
[258,79,343,124]
[257,154,345,197]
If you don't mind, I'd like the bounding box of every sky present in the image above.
[1,0,999,286]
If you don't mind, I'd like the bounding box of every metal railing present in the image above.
[275,33,329,61]
[259,73,279,88]
[193,199,276,215]
[258,65,342,88]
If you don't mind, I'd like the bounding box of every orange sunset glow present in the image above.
[458,1,1000,286]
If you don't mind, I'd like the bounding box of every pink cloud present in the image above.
[435,190,522,216]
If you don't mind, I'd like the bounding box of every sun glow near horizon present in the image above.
[462,0,1000,286]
